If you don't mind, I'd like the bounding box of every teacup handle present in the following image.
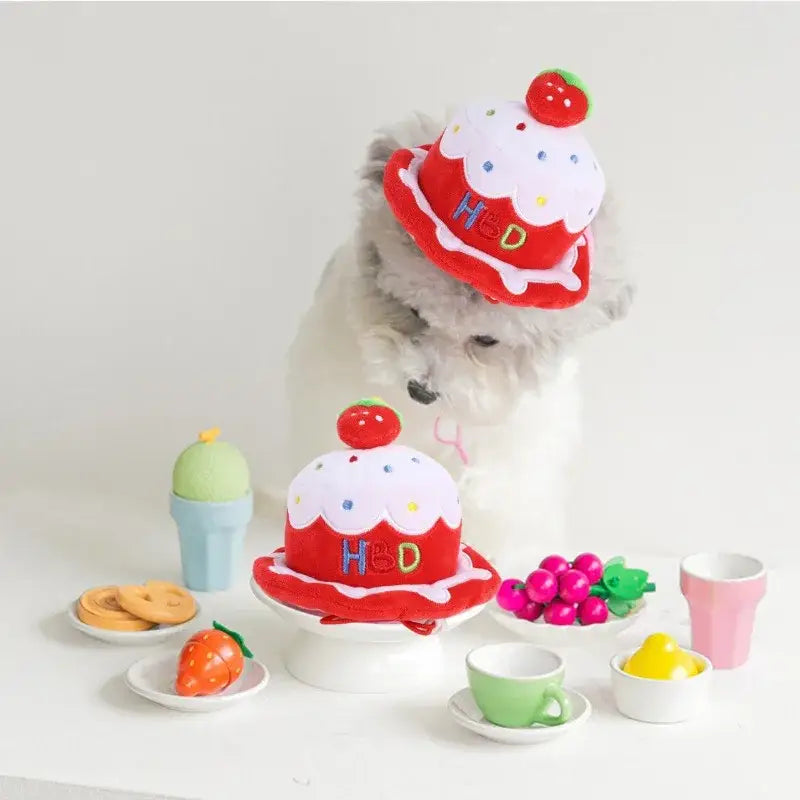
[534,684,571,726]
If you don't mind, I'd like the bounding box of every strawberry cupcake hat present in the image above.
[252,398,500,635]
[383,69,605,309]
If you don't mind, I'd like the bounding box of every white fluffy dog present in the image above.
[266,113,633,568]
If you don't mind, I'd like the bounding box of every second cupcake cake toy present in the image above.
[251,398,500,692]
[253,398,500,632]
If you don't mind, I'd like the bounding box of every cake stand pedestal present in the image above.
[250,578,483,693]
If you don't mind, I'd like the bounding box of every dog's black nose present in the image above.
[407,379,439,405]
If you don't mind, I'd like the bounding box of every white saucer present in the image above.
[67,600,200,645]
[448,687,591,744]
[487,600,645,648]
[125,652,269,712]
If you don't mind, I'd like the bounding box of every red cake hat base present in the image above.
[384,146,592,309]
[252,545,499,627]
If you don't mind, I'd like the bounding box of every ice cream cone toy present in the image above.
[170,428,253,592]
[175,621,253,697]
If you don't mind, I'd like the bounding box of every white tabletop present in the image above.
[0,487,794,800]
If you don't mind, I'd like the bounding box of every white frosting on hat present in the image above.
[438,99,605,233]
[287,444,462,535]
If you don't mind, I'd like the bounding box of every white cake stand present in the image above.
[250,577,484,693]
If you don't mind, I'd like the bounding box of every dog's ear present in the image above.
[359,113,443,194]
[360,133,401,189]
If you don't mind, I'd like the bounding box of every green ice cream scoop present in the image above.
[172,428,250,502]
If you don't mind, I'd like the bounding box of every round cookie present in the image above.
[77,587,155,631]
[116,581,196,625]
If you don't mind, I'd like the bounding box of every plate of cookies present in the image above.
[68,581,199,644]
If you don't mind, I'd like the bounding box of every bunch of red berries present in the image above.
[496,553,609,626]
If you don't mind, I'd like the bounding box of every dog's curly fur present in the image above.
[265,112,633,567]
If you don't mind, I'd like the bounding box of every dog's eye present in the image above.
[471,335,499,347]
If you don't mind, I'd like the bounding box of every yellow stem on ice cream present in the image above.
[198,427,221,444]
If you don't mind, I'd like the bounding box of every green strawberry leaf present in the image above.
[213,620,254,659]
[607,597,631,618]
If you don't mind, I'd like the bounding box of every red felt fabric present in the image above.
[285,516,461,588]
[384,146,591,309]
[252,547,500,623]
[420,138,581,269]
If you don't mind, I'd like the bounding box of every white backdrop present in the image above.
[2,2,798,564]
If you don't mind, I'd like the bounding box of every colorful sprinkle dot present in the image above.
[383,465,393,473]
[557,86,564,94]
[206,651,213,659]
[411,457,420,464]
[349,455,358,463]
[546,82,553,87]
[202,634,209,641]
[315,462,323,470]
[516,122,526,131]
[546,95,553,102]
[295,495,301,504]
[486,109,495,116]
[189,659,195,667]
[342,499,353,511]
[407,502,419,512]
[537,196,547,206]
[358,419,365,426]
[564,98,572,108]
[375,414,383,422]
[482,160,493,172]
[209,677,216,683]
[453,124,461,133]
[570,154,579,164]
[537,150,547,161]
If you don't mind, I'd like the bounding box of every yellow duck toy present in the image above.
[623,633,703,680]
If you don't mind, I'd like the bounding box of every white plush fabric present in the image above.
[399,149,589,295]
[439,98,605,232]
[287,443,461,534]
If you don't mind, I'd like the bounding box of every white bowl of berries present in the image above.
[488,554,653,647]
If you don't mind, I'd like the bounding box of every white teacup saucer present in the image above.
[125,652,270,712]
[447,687,591,744]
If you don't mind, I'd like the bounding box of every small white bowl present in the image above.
[488,600,645,648]
[610,648,713,724]
[67,600,200,645]
[125,652,269,712]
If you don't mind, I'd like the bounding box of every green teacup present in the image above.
[466,643,571,728]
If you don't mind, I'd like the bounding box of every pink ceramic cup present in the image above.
[680,552,766,669]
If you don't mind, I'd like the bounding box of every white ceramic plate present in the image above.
[448,687,591,744]
[125,652,269,712]
[487,599,645,647]
[250,576,485,643]
[67,600,200,645]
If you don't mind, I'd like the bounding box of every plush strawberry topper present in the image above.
[383,69,605,309]
[252,398,500,635]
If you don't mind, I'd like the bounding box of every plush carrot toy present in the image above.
[175,621,253,697]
